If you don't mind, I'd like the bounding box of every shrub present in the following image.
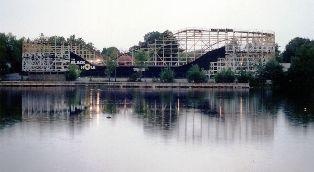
[237,70,254,83]
[152,77,159,82]
[160,67,175,83]
[186,65,207,83]
[128,72,141,82]
[66,64,81,81]
[255,60,284,87]
[214,68,235,83]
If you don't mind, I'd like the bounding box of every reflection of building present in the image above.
[19,88,276,144]
[116,90,275,144]
[21,88,87,120]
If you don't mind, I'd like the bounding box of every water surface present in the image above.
[0,87,314,172]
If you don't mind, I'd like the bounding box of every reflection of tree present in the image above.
[281,91,314,126]
[4,87,314,144]
[101,90,119,115]
[180,91,217,116]
[66,89,86,115]
[133,91,150,117]
[132,91,178,130]
[103,101,117,115]
[0,89,22,128]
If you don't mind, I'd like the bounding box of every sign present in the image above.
[70,59,95,71]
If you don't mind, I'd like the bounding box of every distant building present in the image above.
[117,54,134,66]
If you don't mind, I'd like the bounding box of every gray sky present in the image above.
[0,0,313,51]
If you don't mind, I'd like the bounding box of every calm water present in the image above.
[0,87,314,172]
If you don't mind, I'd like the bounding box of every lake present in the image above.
[0,87,314,172]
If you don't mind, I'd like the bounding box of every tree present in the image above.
[160,67,175,83]
[274,43,283,62]
[131,30,180,65]
[159,30,179,58]
[214,68,235,83]
[255,59,285,87]
[187,65,207,83]
[128,72,141,82]
[0,33,23,75]
[102,47,120,58]
[66,64,81,81]
[237,70,254,83]
[102,47,120,81]
[288,41,314,88]
[282,37,310,63]
[105,59,117,82]
[134,50,149,81]
[86,42,94,50]
[48,36,66,44]
[142,31,162,47]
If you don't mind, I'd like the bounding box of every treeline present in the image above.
[0,33,23,75]
[214,37,314,89]
[35,34,98,51]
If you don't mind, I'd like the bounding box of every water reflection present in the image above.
[0,87,314,144]
[0,89,22,128]
[2,87,314,172]
[22,88,87,120]
[282,91,314,126]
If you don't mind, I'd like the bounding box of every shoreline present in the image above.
[0,81,250,89]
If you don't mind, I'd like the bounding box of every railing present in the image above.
[0,81,250,89]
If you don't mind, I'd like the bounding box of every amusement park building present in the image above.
[22,38,103,73]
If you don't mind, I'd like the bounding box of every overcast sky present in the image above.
[0,0,313,51]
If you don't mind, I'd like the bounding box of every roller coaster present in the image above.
[134,28,275,74]
[22,28,275,79]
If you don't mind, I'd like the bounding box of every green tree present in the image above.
[128,72,141,82]
[48,36,66,44]
[105,59,117,82]
[282,37,310,63]
[288,41,314,88]
[214,68,235,83]
[66,64,81,81]
[0,33,23,75]
[86,42,94,50]
[187,65,207,83]
[160,67,175,83]
[132,30,180,61]
[142,31,162,47]
[237,70,254,83]
[102,47,120,58]
[274,43,283,62]
[255,59,284,87]
[102,47,120,81]
[134,50,149,81]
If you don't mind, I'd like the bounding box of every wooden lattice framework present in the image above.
[136,28,275,74]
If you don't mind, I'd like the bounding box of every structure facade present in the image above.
[134,28,275,76]
[22,38,103,73]
[22,29,275,78]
